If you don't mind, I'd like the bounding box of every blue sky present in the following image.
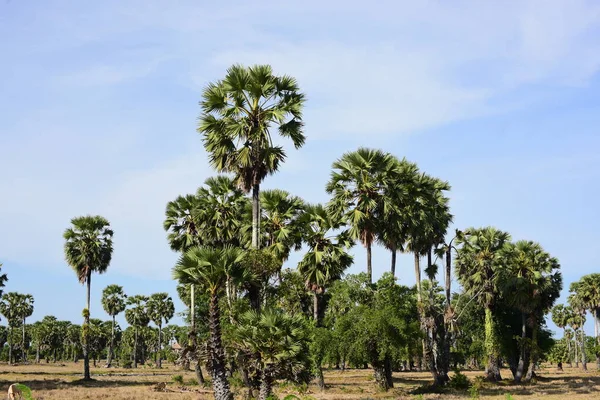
[1,0,600,335]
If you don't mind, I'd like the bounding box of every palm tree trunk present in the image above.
[252,183,260,249]
[515,312,527,383]
[575,330,579,367]
[484,307,502,381]
[366,241,372,283]
[208,292,233,400]
[83,270,91,380]
[259,367,274,400]
[133,327,138,368]
[445,247,451,305]
[414,253,422,303]
[581,328,587,370]
[391,249,397,277]
[525,320,538,381]
[566,328,572,367]
[595,309,600,370]
[195,361,205,385]
[8,326,12,364]
[313,292,319,324]
[413,252,427,371]
[36,344,40,363]
[157,323,162,369]
[107,315,115,367]
[22,317,26,362]
[190,284,195,331]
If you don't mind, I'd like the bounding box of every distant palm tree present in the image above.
[568,293,588,370]
[147,292,175,368]
[101,285,127,367]
[552,304,574,367]
[298,204,353,323]
[173,246,248,400]
[456,227,511,381]
[198,64,306,249]
[326,148,399,282]
[19,294,34,362]
[63,215,113,380]
[0,292,23,364]
[125,295,149,369]
[570,273,600,369]
[0,263,8,300]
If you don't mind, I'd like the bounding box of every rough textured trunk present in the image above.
[575,331,579,368]
[252,183,260,249]
[373,363,389,391]
[484,307,502,381]
[195,361,205,385]
[157,323,163,368]
[414,253,422,303]
[259,368,274,400]
[107,315,115,367]
[566,328,572,367]
[83,271,91,380]
[317,365,325,390]
[581,328,587,371]
[313,292,319,324]
[384,355,394,388]
[190,284,195,331]
[391,249,397,277]
[207,292,232,400]
[366,241,372,283]
[525,321,538,381]
[133,327,139,368]
[515,313,527,383]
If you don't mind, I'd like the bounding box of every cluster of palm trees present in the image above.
[0,292,34,363]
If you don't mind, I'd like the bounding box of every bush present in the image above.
[448,370,471,389]
[188,378,199,386]
[172,374,184,384]
[469,376,484,399]
[121,360,132,369]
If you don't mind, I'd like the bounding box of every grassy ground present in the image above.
[0,363,598,399]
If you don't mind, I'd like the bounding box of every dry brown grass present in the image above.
[0,362,598,399]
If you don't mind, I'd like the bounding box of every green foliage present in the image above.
[505,394,515,400]
[172,374,184,384]
[188,378,199,386]
[15,384,33,400]
[448,370,471,389]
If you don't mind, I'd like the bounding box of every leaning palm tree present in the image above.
[173,246,248,400]
[455,227,511,381]
[19,294,34,362]
[147,292,175,368]
[125,295,149,369]
[0,292,23,364]
[326,148,399,282]
[298,204,353,323]
[63,215,113,380]
[198,64,306,249]
[101,285,127,367]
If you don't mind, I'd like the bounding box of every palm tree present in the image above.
[147,292,175,369]
[173,246,248,400]
[198,64,306,249]
[298,204,353,323]
[568,294,588,370]
[552,304,574,367]
[326,148,399,283]
[0,292,23,364]
[503,241,562,382]
[570,273,600,369]
[233,308,311,400]
[19,294,34,362]
[63,215,113,380]
[124,295,149,369]
[0,263,8,299]
[101,285,127,367]
[455,227,511,381]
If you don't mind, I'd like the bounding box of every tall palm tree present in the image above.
[455,227,511,381]
[101,284,127,367]
[298,204,354,323]
[147,292,175,369]
[19,294,34,362]
[568,293,588,370]
[0,292,23,364]
[198,64,306,249]
[326,148,399,283]
[552,304,574,367]
[63,215,113,380]
[570,273,600,369]
[503,241,561,382]
[173,246,248,400]
[124,295,149,369]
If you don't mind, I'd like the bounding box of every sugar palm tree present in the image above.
[0,292,23,364]
[101,284,127,367]
[198,64,306,249]
[326,148,399,283]
[455,227,511,381]
[552,304,574,367]
[233,308,311,400]
[568,294,588,370]
[0,263,8,300]
[63,215,113,380]
[19,294,34,362]
[125,295,149,369]
[173,246,248,400]
[147,292,175,368]
[570,273,600,369]
[298,204,353,323]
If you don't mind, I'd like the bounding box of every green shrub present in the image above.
[188,378,199,386]
[172,374,184,384]
[449,370,471,389]
[505,394,515,400]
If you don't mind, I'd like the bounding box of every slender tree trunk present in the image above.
[595,309,600,370]
[413,253,427,372]
[313,292,319,324]
[107,315,115,367]
[414,253,422,303]
[366,241,372,283]
[133,327,138,368]
[195,361,205,385]
[36,344,40,363]
[525,321,538,381]
[208,292,232,400]
[22,317,26,362]
[581,328,587,371]
[391,249,397,277]
[515,312,527,383]
[445,247,452,305]
[575,330,579,367]
[259,368,274,400]
[8,326,12,364]
[566,328,572,367]
[190,284,195,331]
[83,270,92,380]
[484,307,502,381]
[252,183,260,249]
[158,323,162,369]
[317,365,325,390]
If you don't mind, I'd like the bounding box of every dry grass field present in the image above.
[0,363,598,399]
